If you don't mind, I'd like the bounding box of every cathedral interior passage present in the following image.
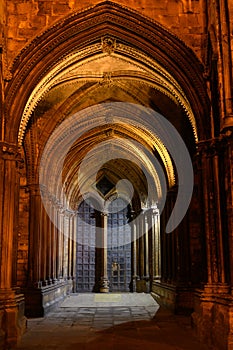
[0,1,233,349]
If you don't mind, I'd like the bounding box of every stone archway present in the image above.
[1,1,216,346]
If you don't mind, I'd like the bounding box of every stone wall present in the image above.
[192,291,233,350]
[4,0,206,67]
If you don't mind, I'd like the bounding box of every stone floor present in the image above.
[16,293,210,350]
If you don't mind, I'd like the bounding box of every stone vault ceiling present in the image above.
[23,40,197,211]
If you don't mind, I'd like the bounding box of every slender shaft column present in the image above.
[67,215,72,280]
[198,139,229,292]
[139,215,144,279]
[144,212,149,279]
[152,206,161,281]
[160,209,167,283]
[41,205,48,285]
[167,195,173,282]
[59,212,64,280]
[0,143,18,290]
[99,212,109,292]
[63,215,69,280]
[0,142,26,347]
[71,215,76,290]
[136,218,140,282]
[51,205,57,283]
[28,184,42,288]
[130,211,138,292]
[46,201,52,284]
[225,137,233,293]
[148,210,153,284]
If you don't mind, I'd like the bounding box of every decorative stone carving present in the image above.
[101,36,116,55]
[99,71,113,86]
[0,142,18,160]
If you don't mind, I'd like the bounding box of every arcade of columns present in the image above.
[0,1,233,349]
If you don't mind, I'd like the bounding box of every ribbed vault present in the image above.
[5,1,210,146]
[15,1,204,233]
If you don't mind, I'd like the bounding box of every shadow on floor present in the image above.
[16,306,210,350]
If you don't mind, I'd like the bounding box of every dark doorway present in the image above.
[76,197,131,292]
[107,198,131,292]
[76,199,96,292]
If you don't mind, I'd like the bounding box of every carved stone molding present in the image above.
[27,184,41,196]
[5,1,210,145]
[197,137,227,157]
[16,40,198,146]
[99,72,113,86]
[0,35,12,81]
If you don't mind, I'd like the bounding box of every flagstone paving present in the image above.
[16,293,210,350]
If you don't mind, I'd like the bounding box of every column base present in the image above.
[99,277,109,293]
[24,279,73,317]
[136,278,150,293]
[0,290,26,349]
[191,286,232,350]
[130,276,138,292]
[151,281,194,313]
[203,282,230,294]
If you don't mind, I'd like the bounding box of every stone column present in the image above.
[139,214,145,279]
[41,205,48,286]
[99,212,109,293]
[136,217,140,283]
[151,205,161,281]
[160,210,167,283]
[71,215,76,291]
[224,135,233,293]
[143,212,149,273]
[0,142,26,348]
[198,138,229,293]
[63,214,69,280]
[67,214,72,280]
[130,211,138,292]
[46,199,52,284]
[50,204,57,283]
[28,184,42,288]
[59,210,64,280]
[143,211,150,292]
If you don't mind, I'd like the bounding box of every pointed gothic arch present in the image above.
[4,1,210,145]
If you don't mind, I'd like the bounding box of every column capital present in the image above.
[196,136,227,156]
[149,205,160,215]
[101,211,109,217]
[27,184,41,196]
[64,209,76,218]
[0,141,18,160]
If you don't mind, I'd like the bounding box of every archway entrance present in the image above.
[9,1,210,319]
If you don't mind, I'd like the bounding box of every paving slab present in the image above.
[16,293,210,350]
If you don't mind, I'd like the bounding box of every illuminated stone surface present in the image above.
[0,1,233,350]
